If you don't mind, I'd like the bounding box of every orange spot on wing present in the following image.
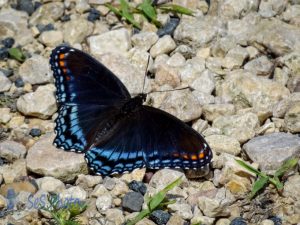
[191,155,198,160]
[66,75,71,81]
[62,68,67,74]
[59,53,65,60]
[199,152,205,159]
[182,154,189,160]
[59,61,65,67]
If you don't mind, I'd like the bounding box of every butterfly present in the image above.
[49,46,212,176]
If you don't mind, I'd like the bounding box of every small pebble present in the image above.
[1,38,15,48]
[14,78,24,88]
[34,1,42,10]
[61,14,71,22]
[150,210,171,225]
[29,128,42,137]
[122,191,144,212]
[0,69,13,77]
[157,17,180,37]
[128,180,147,195]
[230,217,247,225]
[88,8,101,22]
[269,216,282,225]
[0,48,8,60]
[16,0,35,15]
[37,24,55,33]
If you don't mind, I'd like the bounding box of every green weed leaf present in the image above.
[274,157,299,179]
[8,48,26,62]
[158,4,194,16]
[249,176,269,199]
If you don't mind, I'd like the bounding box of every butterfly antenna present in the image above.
[142,55,151,94]
[147,86,192,94]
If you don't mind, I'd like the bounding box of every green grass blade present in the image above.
[8,48,26,62]
[274,157,299,178]
[148,176,182,210]
[158,4,194,16]
[105,3,122,17]
[249,176,269,199]
[235,159,265,177]
[126,209,150,225]
[138,0,161,27]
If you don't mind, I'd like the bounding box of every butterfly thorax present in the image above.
[121,93,146,115]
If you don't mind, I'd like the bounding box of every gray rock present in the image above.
[91,184,109,197]
[111,180,129,197]
[38,30,63,47]
[149,169,187,190]
[272,98,290,118]
[88,28,131,57]
[63,18,93,45]
[155,64,180,88]
[179,57,206,84]
[167,201,193,220]
[0,159,27,184]
[222,45,249,69]
[75,0,90,13]
[0,108,11,123]
[211,36,237,57]
[282,4,300,25]
[284,101,300,133]
[283,175,300,201]
[206,135,241,156]
[259,0,287,18]
[75,174,102,189]
[202,104,235,122]
[0,140,26,162]
[0,9,33,45]
[96,193,113,211]
[29,2,64,25]
[97,53,144,94]
[26,133,88,182]
[60,186,87,202]
[166,52,186,67]
[217,70,290,121]
[244,55,273,76]
[122,191,144,212]
[219,0,259,19]
[212,112,260,143]
[243,132,300,171]
[216,218,231,225]
[191,70,215,94]
[17,84,57,119]
[198,187,235,217]
[192,91,215,106]
[160,89,202,122]
[103,177,116,190]
[19,55,53,85]
[0,72,11,92]
[132,32,159,51]
[104,208,125,225]
[150,35,176,58]
[36,176,65,193]
[174,16,222,46]
[249,18,300,56]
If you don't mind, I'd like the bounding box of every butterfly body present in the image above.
[50,46,212,176]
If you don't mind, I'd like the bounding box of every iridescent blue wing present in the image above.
[85,105,212,175]
[50,46,130,152]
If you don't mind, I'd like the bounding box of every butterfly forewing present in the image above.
[50,46,130,152]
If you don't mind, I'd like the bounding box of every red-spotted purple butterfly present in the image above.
[49,46,212,176]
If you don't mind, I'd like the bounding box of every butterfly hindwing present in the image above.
[50,46,130,152]
[85,105,212,175]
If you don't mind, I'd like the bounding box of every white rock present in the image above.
[0,108,11,123]
[88,28,131,57]
[131,32,159,51]
[191,70,215,94]
[38,30,63,47]
[0,72,12,92]
[36,176,66,193]
[150,35,176,58]
[19,55,53,85]
[205,135,241,156]
[0,140,26,162]
[60,186,87,201]
[96,193,113,211]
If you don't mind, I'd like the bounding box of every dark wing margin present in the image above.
[50,46,131,152]
[84,106,212,175]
